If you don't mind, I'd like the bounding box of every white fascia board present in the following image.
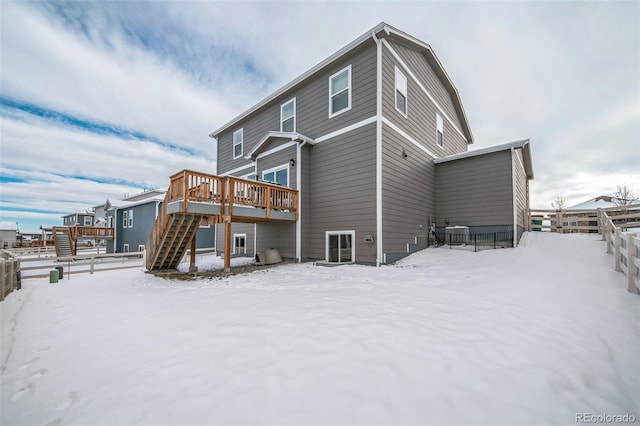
[434,139,530,164]
[374,31,383,267]
[246,132,316,160]
[210,23,387,138]
[220,163,255,177]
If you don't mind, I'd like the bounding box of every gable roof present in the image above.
[434,139,534,179]
[210,22,473,143]
[568,195,640,210]
[245,131,316,160]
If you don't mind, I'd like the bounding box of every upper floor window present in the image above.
[281,98,296,132]
[128,209,133,228]
[84,216,92,226]
[233,129,243,159]
[107,216,113,228]
[262,165,289,187]
[123,210,128,228]
[436,114,444,148]
[395,66,408,116]
[329,65,351,117]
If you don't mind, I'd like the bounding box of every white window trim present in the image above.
[84,216,92,226]
[128,209,133,228]
[242,172,257,180]
[138,244,145,252]
[436,113,444,149]
[280,98,296,132]
[122,211,128,228]
[325,230,356,263]
[394,66,408,117]
[233,233,247,255]
[233,128,244,160]
[328,65,352,118]
[123,243,130,253]
[261,163,290,188]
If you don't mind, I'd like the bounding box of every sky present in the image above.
[1,1,638,232]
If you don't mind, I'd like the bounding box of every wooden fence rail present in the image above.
[18,251,146,280]
[598,209,640,294]
[1,250,20,301]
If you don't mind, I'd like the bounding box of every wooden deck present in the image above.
[167,170,298,222]
[146,170,299,272]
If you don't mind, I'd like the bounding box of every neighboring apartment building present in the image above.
[209,22,533,265]
[106,191,216,254]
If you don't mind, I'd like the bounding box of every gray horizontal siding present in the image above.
[381,41,467,158]
[306,123,377,263]
[435,150,514,227]
[390,41,463,131]
[215,223,255,257]
[217,40,377,175]
[256,145,297,189]
[381,124,435,257]
[256,222,295,259]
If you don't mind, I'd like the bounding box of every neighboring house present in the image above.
[208,22,533,265]
[0,222,18,249]
[106,191,216,254]
[62,211,94,227]
[550,195,640,233]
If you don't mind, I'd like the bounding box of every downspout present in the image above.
[113,207,118,253]
[254,158,258,257]
[511,146,517,247]
[296,140,307,262]
[372,31,383,267]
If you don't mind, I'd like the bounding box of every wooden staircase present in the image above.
[146,213,202,270]
[53,228,74,257]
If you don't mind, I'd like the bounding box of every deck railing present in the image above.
[169,170,298,218]
[69,226,115,239]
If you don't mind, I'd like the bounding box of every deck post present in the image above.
[224,220,232,272]
[189,236,197,273]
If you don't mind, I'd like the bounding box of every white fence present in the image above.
[598,209,640,294]
[19,251,146,280]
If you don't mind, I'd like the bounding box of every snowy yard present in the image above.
[1,232,638,425]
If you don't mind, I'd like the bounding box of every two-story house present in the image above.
[208,22,533,266]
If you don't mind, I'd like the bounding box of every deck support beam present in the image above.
[189,234,197,273]
[224,218,232,272]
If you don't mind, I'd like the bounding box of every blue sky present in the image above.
[1,1,638,232]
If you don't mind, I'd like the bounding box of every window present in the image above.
[234,234,246,255]
[123,243,130,253]
[280,98,296,132]
[329,65,351,117]
[395,67,407,116]
[233,129,243,159]
[262,165,289,187]
[436,114,444,148]
[326,231,355,263]
[123,211,128,228]
[107,216,113,228]
[128,209,133,228]
[244,173,257,181]
[84,216,92,226]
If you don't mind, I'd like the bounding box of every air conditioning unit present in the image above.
[445,226,470,244]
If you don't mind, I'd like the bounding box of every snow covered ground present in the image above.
[1,232,638,425]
